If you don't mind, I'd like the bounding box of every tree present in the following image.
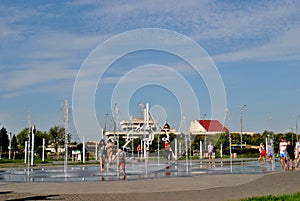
[11,134,18,159]
[35,131,49,148]
[0,127,9,154]
[215,133,229,150]
[17,128,30,151]
[49,125,65,152]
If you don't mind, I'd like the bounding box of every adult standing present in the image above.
[295,139,300,169]
[279,138,287,168]
[286,141,295,170]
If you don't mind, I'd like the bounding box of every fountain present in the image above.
[0,103,284,183]
[63,99,70,180]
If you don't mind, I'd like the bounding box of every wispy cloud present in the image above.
[68,0,300,61]
[213,26,300,62]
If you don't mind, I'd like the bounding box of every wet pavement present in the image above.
[1,158,298,201]
[0,158,282,183]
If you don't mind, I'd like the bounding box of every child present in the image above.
[258,143,266,165]
[116,148,126,176]
[98,139,106,172]
[267,142,274,163]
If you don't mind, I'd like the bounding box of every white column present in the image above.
[146,103,149,128]
[143,139,147,160]
[95,142,98,160]
[83,136,86,163]
[24,141,28,163]
[200,141,203,159]
[157,134,160,163]
[204,135,207,151]
[8,133,11,160]
[179,142,182,157]
[42,138,45,162]
[220,144,223,158]
[141,139,143,159]
[31,128,35,166]
[175,137,178,160]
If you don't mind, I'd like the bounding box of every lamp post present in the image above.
[240,104,246,149]
[296,115,300,141]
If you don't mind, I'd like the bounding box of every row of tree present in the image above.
[1,125,299,160]
[0,125,73,159]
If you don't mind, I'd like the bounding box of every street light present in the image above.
[296,115,300,141]
[240,104,247,149]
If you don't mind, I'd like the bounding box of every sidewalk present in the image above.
[1,170,300,201]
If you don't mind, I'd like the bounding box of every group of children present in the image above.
[258,142,274,165]
[98,139,126,176]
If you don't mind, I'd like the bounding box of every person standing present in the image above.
[207,142,214,161]
[137,144,141,162]
[267,142,274,163]
[98,139,106,172]
[106,139,114,166]
[116,148,126,176]
[165,140,172,160]
[258,143,266,165]
[279,138,287,168]
[295,139,300,170]
[286,141,295,170]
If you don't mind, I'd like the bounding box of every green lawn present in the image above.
[240,192,300,201]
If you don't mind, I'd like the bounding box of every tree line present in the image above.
[0,125,77,159]
[0,126,299,160]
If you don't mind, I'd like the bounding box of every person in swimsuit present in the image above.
[258,143,266,165]
[279,138,287,168]
[116,148,126,176]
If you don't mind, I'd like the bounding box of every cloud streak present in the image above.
[213,26,300,62]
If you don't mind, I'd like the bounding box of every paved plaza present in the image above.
[1,159,300,201]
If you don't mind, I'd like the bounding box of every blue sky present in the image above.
[1,0,300,141]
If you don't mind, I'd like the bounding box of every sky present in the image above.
[1,0,300,141]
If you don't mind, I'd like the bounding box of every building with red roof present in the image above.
[190,120,229,134]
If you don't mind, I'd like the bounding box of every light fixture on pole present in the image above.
[240,104,246,149]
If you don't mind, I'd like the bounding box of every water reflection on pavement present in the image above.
[0,158,282,182]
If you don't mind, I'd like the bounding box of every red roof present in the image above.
[198,120,229,132]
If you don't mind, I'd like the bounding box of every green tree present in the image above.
[192,135,205,150]
[215,133,229,149]
[49,125,65,152]
[35,131,49,148]
[0,127,9,153]
[11,134,18,159]
[16,128,30,151]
